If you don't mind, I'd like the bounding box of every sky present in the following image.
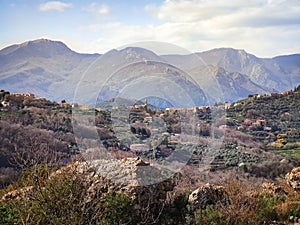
[0,0,300,57]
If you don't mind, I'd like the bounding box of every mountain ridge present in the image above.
[1,39,296,59]
[0,39,299,104]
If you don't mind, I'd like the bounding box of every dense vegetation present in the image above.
[1,87,300,224]
[1,165,299,225]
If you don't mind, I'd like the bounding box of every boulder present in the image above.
[286,167,300,192]
[188,183,228,210]
[53,158,180,222]
[1,158,180,224]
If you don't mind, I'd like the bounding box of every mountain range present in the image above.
[0,39,299,105]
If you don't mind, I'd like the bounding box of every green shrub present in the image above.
[99,193,140,225]
[257,195,285,222]
[285,203,300,218]
[195,205,223,225]
[15,168,87,225]
[0,203,18,225]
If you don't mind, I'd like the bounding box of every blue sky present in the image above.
[0,0,300,57]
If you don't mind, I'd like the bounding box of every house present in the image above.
[11,92,35,98]
[264,126,272,131]
[244,119,252,126]
[224,102,231,109]
[75,104,89,110]
[199,106,210,111]
[130,144,150,152]
[1,101,9,107]
[233,102,241,107]
[254,119,266,126]
[162,132,170,137]
[237,125,246,131]
[218,125,229,129]
[59,101,71,108]
[159,113,165,118]
[269,92,280,97]
[95,108,103,112]
[277,133,287,139]
[282,90,292,95]
[169,134,180,143]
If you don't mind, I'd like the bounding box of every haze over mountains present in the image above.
[0,39,299,105]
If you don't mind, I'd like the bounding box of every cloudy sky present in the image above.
[0,0,299,57]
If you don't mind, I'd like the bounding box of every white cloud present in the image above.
[145,0,300,27]
[78,20,300,57]
[39,1,72,12]
[76,0,300,57]
[83,3,110,16]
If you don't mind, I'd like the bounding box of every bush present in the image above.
[1,164,142,225]
[13,166,88,225]
[257,195,285,222]
[0,203,18,225]
[192,180,300,225]
[159,192,190,225]
[99,193,140,225]
[195,205,223,225]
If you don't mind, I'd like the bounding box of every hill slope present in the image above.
[1,39,300,104]
[0,39,99,101]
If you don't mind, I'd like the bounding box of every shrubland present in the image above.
[1,88,300,224]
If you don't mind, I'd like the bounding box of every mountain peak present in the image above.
[101,46,162,62]
[202,47,250,57]
[21,38,54,45]
[0,38,75,57]
[119,46,161,58]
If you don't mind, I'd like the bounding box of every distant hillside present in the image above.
[1,39,300,104]
[0,39,99,101]
[197,48,300,91]
[188,65,270,103]
[226,85,300,150]
[164,48,300,95]
[1,88,299,185]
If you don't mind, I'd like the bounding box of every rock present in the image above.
[1,186,34,202]
[188,183,228,210]
[286,167,300,192]
[280,158,288,164]
[52,158,180,221]
[262,182,287,195]
[1,158,180,224]
[238,162,246,167]
[135,158,150,166]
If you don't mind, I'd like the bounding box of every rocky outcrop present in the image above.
[51,158,180,222]
[0,158,180,224]
[1,186,34,202]
[188,183,228,210]
[286,167,300,192]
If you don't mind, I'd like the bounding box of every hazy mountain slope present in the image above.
[73,47,208,107]
[197,48,300,91]
[0,39,99,100]
[1,39,299,104]
[72,47,170,104]
[187,65,270,103]
[273,54,300,87]
[163,48,300,94]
